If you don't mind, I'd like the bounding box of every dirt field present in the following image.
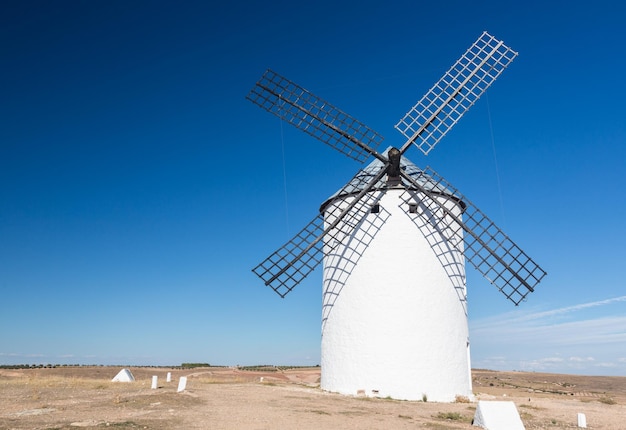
[1,366,625,429]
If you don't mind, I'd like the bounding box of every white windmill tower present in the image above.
[247,32,546,402]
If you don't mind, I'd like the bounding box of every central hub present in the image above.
[386,147,402,185]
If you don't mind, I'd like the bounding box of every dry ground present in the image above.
[1,366,625,429]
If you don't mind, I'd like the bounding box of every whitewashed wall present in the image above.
[321,187,472,402]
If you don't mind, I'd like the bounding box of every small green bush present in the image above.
[436,412,463,421]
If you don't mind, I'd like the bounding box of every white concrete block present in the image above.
[151,375,158,389]
[473,400,525,430]
[577,412,587,428]
[166,372,172,383]
[111,368,135,382]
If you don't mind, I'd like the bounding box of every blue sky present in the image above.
[1,1,625,376]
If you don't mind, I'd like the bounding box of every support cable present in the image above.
[279,118,290,237]
[486,96,507,230]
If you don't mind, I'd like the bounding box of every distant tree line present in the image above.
[0,363,319,370]
[180,363,212,369]
[238,364,320,372]
[0,364,82,369]
[0,364,183,369]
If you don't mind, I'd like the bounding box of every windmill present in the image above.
[247,32,546,402]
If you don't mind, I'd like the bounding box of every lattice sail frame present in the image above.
[399,167,546,305]
[395,31,518,155]
[247,69,384,163]
[252,165,388,297]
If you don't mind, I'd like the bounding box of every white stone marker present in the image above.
[472,401,525,430]
[177,376,188,392]
[166,372,172,383]
[151,375,158,389]
[577,413,587,428]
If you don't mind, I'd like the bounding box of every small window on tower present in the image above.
[409,203,418,213]
[371,204,380,214]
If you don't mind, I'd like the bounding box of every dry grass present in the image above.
[2,367,626,429]
[1,375,114,391]
[187,375,249,384]
[519,403,543,410]
[598,396,617,405]
[433,411,474,425]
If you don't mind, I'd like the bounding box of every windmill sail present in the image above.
[400,167,546,305]
[252,164,388,297]
[247,69,384,163]
[396,32,518,155]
